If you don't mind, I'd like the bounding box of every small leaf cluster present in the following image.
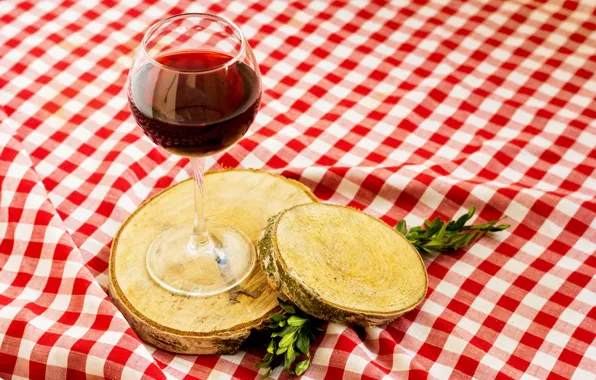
[396,206,510,253]
[256,299,322,378]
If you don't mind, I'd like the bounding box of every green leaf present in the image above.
[286,344,295,359]
[396,220,407,235]
[425,217,443,236]
[267,340,276,354]
[284,345,296,370]
[256,353,273,368]
[278,325,299,337]
[279,303,296,314]
[271,313,286,322]
[294,358,311,376]
[464,230,478,245]
[278,331,296,348]
[469,220,497,230]
[296,331,310,355]
[278,320,286,327]
[424,239,444,249]
[424,216,441,229]
[416,244,431,253]
[435,219,448,239]
[276,345,288,355]
[450,212,469,230]
[467,206,476,219]
[287,315,307,327]
[407,232,419,242]
[278,299,295,314]
[490,224,510,231]
[447,233,468,249]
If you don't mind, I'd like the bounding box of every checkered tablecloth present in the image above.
[1,0,595,378]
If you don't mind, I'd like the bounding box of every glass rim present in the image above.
[141,12,246,74]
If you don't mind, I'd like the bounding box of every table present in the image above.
[1,0,595,379]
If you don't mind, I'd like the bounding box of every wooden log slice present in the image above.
[258,203,428,326]
[109,169,317,354]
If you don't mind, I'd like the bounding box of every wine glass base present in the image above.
[146,221,256,296]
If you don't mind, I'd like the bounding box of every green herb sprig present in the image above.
[256,299,323,378]
[395,206,510,253]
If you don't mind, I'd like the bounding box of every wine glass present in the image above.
[127,13,262,296]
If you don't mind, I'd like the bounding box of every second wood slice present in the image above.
[109,169,317,354]
[258,203,428,326]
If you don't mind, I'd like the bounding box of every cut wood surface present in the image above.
[258,203,428,326]
[109,169,317,355]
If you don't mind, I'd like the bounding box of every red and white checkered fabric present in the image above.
[1,0,595,378]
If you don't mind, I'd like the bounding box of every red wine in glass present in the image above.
[127,13,263,297]
[129,50,261,157]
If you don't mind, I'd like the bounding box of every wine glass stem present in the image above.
[189,157,210,249]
